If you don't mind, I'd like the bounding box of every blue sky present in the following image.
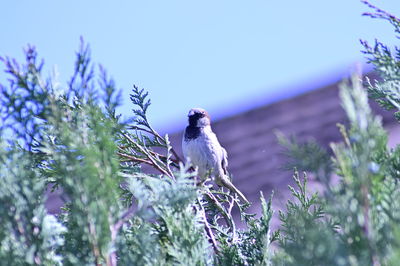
[1,1,399,132]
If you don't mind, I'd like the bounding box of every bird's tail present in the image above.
[219,175,249,204]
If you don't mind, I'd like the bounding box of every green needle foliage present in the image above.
[0,39,273,266]
[360,1,400,120]
[274,2,400,265]
[1,2,400,265]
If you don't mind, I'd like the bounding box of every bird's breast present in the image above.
[182,129,223,174]
[183,135,211,165]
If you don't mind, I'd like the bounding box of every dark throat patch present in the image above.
[184,126,201,141]
[188,113,204,127]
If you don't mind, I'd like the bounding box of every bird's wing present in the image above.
[221,147,228,175]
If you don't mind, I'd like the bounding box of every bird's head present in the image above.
[187,108,211,127]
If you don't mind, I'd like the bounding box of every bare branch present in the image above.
[128,125,183,163]
[108,204,137,266]
[120,132,173,178]
[197,199,219,253]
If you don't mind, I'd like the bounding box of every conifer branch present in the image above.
[128,125,183,163]
[120,132,173,178]
[197,198,219,253]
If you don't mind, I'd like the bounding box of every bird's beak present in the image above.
[188,110,195,116]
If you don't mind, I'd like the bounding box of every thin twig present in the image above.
[211,189,241,215]
[210,224,230,237]
[117,151,172,176]
[117,150,171,177]
[88,220,101,266]
[108,204,137,266]
[148,150,180,167]
[121,132,172,177]
[129,125,183,163]
[111,204,136,241]
[204,190,236,238]
[119,147,179,169]
[197,199,219,253]
[227,194,236,216]
[117,152,152,165]
[361,0,399,21]
[149,127,182,162]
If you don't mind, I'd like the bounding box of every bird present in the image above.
[182,107,249,203]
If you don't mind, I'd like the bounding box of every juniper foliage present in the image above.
[274,2,400,265]
[0,40,273,266]
[1,2,400,265]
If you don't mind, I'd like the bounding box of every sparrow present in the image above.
[182,108,249,203]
